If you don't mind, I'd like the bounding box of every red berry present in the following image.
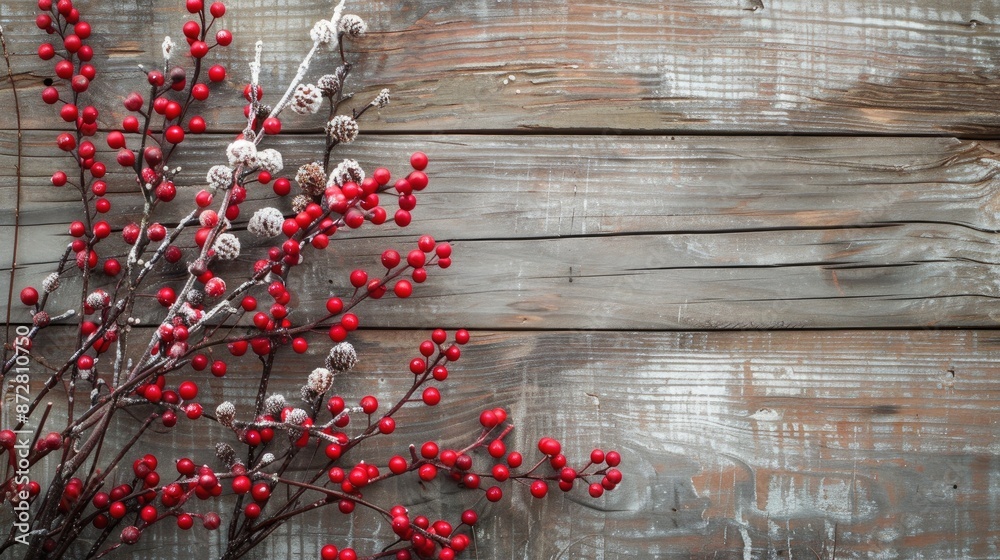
[382,249,400,269]
[208,64,226,82]
[530,480,548,499]
[41,86,59,104]
[210,2,226,17]
[20,287,39,306]
[71,74,89,92]
[418,464,437,481]
[360,395,378,414]
[123,92,144,112]
[189,115,207,134]
[273,177,291,196]
[538,437,561,456]
[394,209,411,227]
[178,381,198,400]
[60,104,78,122]
[109,501,127,519]
[262,117,281,134]
[54,60,74,79]
[56,133,75,151]
[420,441,439,459]
[479,410,498,428]
[410,152,428,171]
[251,483,270,502]
[185,403,202,419]
[191,83,210,101]
[379,417,396,434]
[165,125,185,144]
[215,29,232,46]
[507,452,523,468]
[409,358,425,375]
[186,0,203,13]
[486,486,503,502]
[606,451,621,467]
[408,171,429,191]
[421,387,440,406]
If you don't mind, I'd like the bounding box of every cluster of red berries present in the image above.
[6,1,623,558]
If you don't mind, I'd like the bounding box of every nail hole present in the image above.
[43,78,53,86]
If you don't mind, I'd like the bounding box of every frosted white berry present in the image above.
[226,140,258,167]
[325,342,358,372]
[325,115,359,143]
[256,149,284,173]
[291,84,323,115]
[216,402,236,427]
[309,20,336,45]
[248,207,284,238]
[307,368,335,394]
[327,159,365,188]
[339,15,367,37]
[207,165,234,190]
[212,233,241,261]
[43,273,61,293]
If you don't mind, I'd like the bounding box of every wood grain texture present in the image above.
[7,327,1000,559]
[3,0,1000,134]
[4,133,1000,329]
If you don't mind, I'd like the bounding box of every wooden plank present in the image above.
[7,327,1000,559]
[4,133,1000,328]
[4,0,1000,135]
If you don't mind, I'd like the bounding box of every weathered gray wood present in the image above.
[4,133,1000,329]
[8,327,1000,559]
[3,0,1000,135]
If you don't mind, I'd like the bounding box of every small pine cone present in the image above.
[257,149,284,174]
[86,289,110,310]
[248,207,284,238]
[216,401,236,427]
[227,140,258,167]
[285,408,308,427]
[325,342,358,373]
[307,368,335,394]
[258,453,276,467]
[254,104,273,119]
[42,273,61,293]
[207,165,234,190]
[290,84,323,115]
[299,385,313,401]
[212,233,241,261]
[291,195,310,214]
[325,115,359,143]
[309,19,336,45]
[263,394,286,417]
[186,289,204,305]
[327,159,365,188]
[216,442,237,466]
[33,311,50,328]
[338,14,367,37]
[317,74,340,97]
[371,88,390,108]
[295,162,327,197]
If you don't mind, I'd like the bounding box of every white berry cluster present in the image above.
[248,207,284,238]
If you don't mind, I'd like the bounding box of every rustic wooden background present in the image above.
[3,0,1000,558]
